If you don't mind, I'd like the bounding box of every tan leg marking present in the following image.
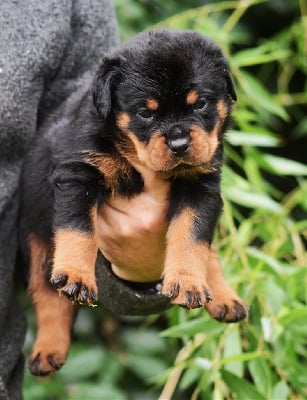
[162,208,212,308]
[51,208,98,305]
[28,235,75,375]
[204,247,249,322]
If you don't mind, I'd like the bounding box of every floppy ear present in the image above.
[92,57,121,119]
[223,68,237,101]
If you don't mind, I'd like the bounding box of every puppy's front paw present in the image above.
[50,270,97,306]
[162,273,212,309]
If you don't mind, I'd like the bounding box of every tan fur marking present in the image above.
[216,99,228,119]
[186,90,199,105]
[52,219,98,294]
[116,112,131,131]
[190,125,219,163]
[28,235,74,374]
[127,130,174,171]
[162,214,248,318]
[28,235,49,297]
[162,208,210,308]
[115,102,226,175]
[85,151,133,194]
[146,98,159,111]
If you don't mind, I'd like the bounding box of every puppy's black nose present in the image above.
[167,127,190,156]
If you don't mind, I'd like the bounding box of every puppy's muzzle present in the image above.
[166,127,191,156]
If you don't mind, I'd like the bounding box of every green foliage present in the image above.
[23,0,307,398]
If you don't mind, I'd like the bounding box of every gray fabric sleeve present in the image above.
[0,1,119,398]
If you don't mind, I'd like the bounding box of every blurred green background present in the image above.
[23,0,307,399]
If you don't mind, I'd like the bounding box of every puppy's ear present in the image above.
[92,57,121,119]
[223,68,237,101]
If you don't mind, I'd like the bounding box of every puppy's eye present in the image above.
[137,107,154,121]
[194,98,208,112]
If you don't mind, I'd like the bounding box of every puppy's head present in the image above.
[93,29,236,175]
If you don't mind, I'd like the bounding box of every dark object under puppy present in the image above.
[19,28,248,376]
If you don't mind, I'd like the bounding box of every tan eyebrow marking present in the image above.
[146,98,159,111]
[186,90,199,105]
[116,112,131,131]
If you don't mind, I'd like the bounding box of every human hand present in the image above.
[96,162,170,282]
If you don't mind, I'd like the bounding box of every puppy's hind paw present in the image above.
[29,351,65,376]
[205,298,248,323]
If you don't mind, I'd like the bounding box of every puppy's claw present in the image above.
[47,355,64,371]
[53,280,97,306]
[78,286,88,303]
[204,288,212,303]
[218,305,228,321]
[195,292,203,307]
[165,282,180,300]
[29,354,51,377]
[50,274,68,289]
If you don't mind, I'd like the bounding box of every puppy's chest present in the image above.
[85,151,145,197]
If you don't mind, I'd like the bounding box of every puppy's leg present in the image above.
[205,247,248,322]
[50,166,99,305]
[27,235,75,376]
[163,208,212,308]
[51,224,98,305]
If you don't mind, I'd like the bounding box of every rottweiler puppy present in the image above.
[19,28,248,376]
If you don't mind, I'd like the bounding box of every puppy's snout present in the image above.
[167,127,191,156]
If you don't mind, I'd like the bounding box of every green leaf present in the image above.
[248,358,273,397]
[161,317,225,338]
[222,326,243,377]
[226,130,280,147]
[239,71,288,120]
[260,154,307,176]
[221,351,261,366]
[60,346,105,381]
[128,354,168,381]
[272,381,290,400]
[224,188,283,213]
[221,369,267,400]
[246,247,299,275]
[121,328,167,355]
[66,382,127,400]
[232,47,290,67]
[277,306,307,326]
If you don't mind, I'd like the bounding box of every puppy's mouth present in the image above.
[118,123,219,176]
[159,159,217,179]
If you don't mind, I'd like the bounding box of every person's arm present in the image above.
[37,0,119,125]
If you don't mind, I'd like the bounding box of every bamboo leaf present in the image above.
[226,130,280,147]
[221,369,267,400]
[239,71,288,120]
[161,317,224,338]
[260,154,307,176]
